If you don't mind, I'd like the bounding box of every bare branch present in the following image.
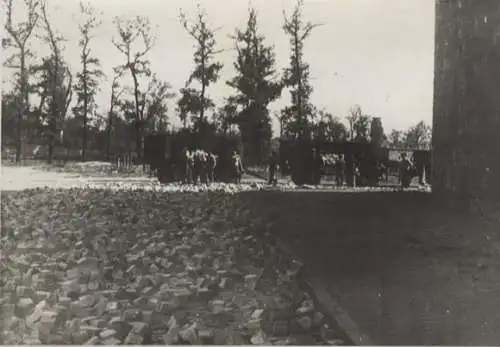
[63,68,73,117]
[300,23,323,41]
[4,0,40,48]
[40,1,62,59]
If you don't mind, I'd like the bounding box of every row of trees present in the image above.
[308,104,432,150]
[2,0,431,165]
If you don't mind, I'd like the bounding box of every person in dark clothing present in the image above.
[200,151,209,184]
[378,161,388,183]
[268,151,278,186]
[335,154,346,187]
[345,154,354,187]
[193,150,203,185]
[353,160,361,187]
[411,152,424,185]
[207,152,217,183]
[312,148,323,185]
[399,152,412,189]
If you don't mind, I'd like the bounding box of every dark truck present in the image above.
[143,131,241,183]
[279,138,390,186]
[143,133,175,183]
[386,148,431,185]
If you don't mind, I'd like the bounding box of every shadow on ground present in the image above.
[238,190,500,345]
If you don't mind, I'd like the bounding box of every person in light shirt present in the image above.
[232,151,244,184]
[183,148,194,184]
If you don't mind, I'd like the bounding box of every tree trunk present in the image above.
[200,82,206,126]
[82,60,88,162]
[106,119,112,162]
[16,108,23,164]
[294,31,303,139]
[200,48,206,132]
[16,51,27,164]
[49,57,59,165]
[136,122,142,167]
[106,88,116,162]
[47,130,54,164]
[131,68,142,159]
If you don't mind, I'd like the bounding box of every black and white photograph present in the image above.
[1,0,497,345]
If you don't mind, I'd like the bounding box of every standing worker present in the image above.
[268,151,279,186]
[312,148,323,185]
[207,152,217,183]
[353,159,360,188]
[233,151,244,184]
[200,150,209,184]
[335,154,346,187]
[399,152,412,190]
[345,154,354,187]
[184,148,194,184]
[193,150,202,185]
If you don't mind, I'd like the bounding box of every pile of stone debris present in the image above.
[1,188,347,345]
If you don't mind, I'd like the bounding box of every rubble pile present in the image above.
[1,188,347,345]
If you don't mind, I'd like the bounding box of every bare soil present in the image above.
[238,190,500,345]
[0,165,157,191]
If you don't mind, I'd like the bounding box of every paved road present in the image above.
[239,190,500,345]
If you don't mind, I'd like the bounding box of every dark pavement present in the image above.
[239,190,500,345]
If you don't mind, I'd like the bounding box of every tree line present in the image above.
[2,0,432,165]
[310,104,432,150]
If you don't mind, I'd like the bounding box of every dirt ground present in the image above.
[5,165,500,345]
[0,165,158,191]
[238,190,500,345]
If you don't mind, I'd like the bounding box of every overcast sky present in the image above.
[2,0,435,135]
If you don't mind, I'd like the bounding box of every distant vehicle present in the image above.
[279,139,431,187]
[143,130,241,183]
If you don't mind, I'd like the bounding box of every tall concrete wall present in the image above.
[433,0,500,199]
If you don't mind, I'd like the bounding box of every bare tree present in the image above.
[314,109,348,142]
[388,129,403,149]
[179,5,223,132]
[73,1,104,161]
[403,121,432,150]
[37,1,73,163]
[353,114,371,143]
[3,0,40,162]
[112,15,156,159]
[140,75,175,133]
[346,105,362,141]
[273,111,286,138]
[106,68,126,161]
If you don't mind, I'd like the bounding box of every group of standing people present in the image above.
[183,149,218,185]
[319,153,349,186]
[320,153,391,188]
[181,148,417,189]
[183,148,245,185]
